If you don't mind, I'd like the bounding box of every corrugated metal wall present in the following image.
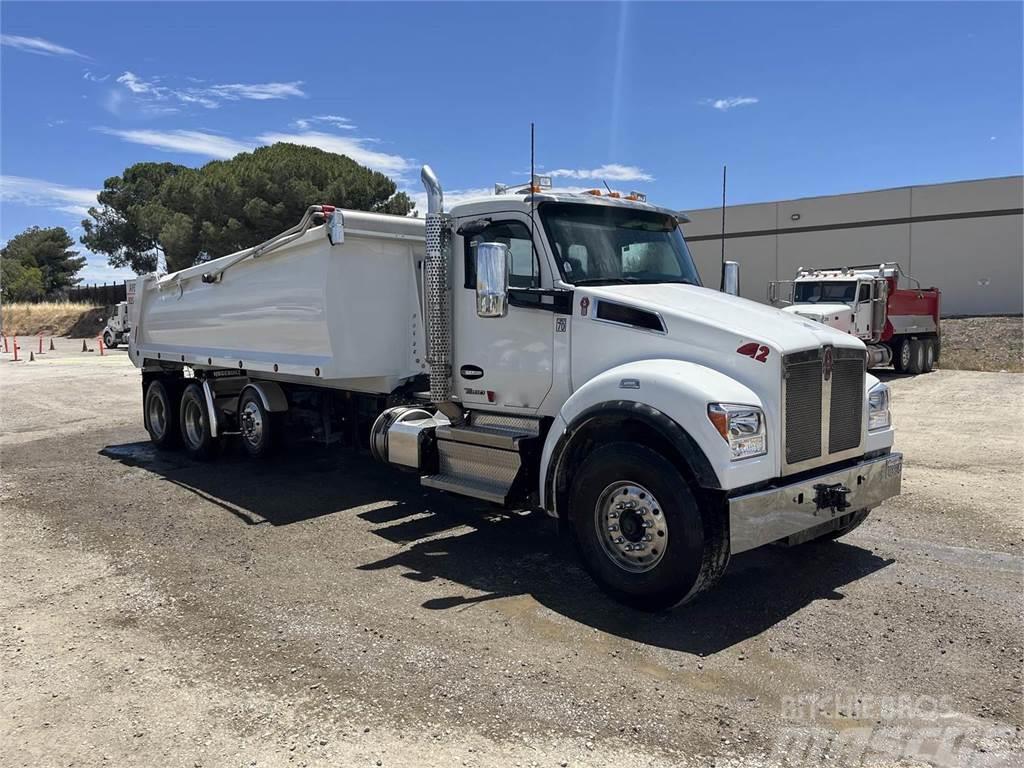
[683,176,1023,316]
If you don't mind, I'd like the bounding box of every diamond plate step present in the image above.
[435,424,528,450]
[421,438,521,505]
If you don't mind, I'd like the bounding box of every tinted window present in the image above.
[540,202,701,287]
[464,220,540,289]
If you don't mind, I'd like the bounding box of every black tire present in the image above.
[103,330,117,349]
[922,339,936,373]
[569,442,729,611]
[237,388,283,459]
[823,509,870,541]
[144,379,180,448]
[893,337,912,373]
[907,339,926,375]
[178,382,220,461]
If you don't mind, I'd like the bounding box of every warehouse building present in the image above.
[683,176,1023,316]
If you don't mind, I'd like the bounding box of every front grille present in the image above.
[829,358,864,453]
[785,354,823,464]
[784,347,865,468]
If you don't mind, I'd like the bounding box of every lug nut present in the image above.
[607,524,619,532]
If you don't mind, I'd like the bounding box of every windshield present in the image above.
[794,281,857,303]
[540,202,702,286]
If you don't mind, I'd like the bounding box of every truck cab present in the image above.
[102,301,131,349]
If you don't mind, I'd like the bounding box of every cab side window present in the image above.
[857,283,872,303]
[464,220,540,289]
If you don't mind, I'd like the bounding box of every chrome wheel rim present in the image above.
[594,481,668,573]
[182,398,205,448]
[240,401,264,447]
[147,393,167,437]
[900,342,911,369]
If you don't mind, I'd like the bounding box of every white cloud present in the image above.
[257,131,413,176]
[0,34,87,59]
[108,71,305,112]
[704,96,759,111]
[0,175,98,218]
[292,115,354,131]
[83,70,109,82]
[547,164,654,182]
[209,82,305,101]
[97,128,251,159]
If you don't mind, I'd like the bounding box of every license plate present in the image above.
[883,455,903,480]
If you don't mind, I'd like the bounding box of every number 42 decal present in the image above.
[737,342,770,363]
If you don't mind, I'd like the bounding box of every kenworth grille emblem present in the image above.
[823,347,834,381]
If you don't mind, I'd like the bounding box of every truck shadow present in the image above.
[101,440,894,655]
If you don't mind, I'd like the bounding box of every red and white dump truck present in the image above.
[770,263,941,374]
[127,166,903,610]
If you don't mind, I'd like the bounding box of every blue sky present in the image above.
[2,1,1021,283]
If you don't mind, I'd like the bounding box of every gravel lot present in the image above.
[2,343,1022,767]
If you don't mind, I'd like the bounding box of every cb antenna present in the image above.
[720,164,727,270]
[602,180,613,194]
[530,122,536,256]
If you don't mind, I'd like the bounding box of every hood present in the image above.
[584,283,862,354]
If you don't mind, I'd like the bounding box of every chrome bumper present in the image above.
[728,452,903,554]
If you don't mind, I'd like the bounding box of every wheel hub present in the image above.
[594,482,668,573]
[240,402,263,444]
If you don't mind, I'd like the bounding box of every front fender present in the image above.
[539,359,775,510]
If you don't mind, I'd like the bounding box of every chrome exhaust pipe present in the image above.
[421,165,444,215]
[421,165,455,412]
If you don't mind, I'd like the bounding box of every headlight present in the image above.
[868,382,891,431]
[708,403,767,460]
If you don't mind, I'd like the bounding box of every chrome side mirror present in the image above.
[476,242,510,318]
[721,260,740,296]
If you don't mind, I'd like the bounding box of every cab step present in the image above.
[421,413,540,505]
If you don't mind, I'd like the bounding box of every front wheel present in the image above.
[570,442,729,611]
[103,330,117,349]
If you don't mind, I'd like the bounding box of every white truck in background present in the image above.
[127,166,903,610]
[102,301,131,349]
[770,263,942,374]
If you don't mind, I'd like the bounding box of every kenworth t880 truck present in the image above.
[128,166,902,610]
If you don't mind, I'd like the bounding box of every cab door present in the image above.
[854,281,874,339]
[451,215,558,413]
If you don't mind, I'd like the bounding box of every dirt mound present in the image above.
[1,302,113,339]
[941,316,1023,373]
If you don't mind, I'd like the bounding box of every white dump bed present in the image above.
[130,210,427,394]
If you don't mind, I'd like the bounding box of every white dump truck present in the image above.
[102,300,131,349]
[128,167,902,610]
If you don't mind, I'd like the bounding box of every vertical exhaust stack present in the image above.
[421,165,457,417]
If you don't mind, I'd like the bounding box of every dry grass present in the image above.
[1,302,103,337]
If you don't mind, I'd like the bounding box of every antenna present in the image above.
[720,164,727,270]
[602,180,613,194]
[530,122,536,267]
